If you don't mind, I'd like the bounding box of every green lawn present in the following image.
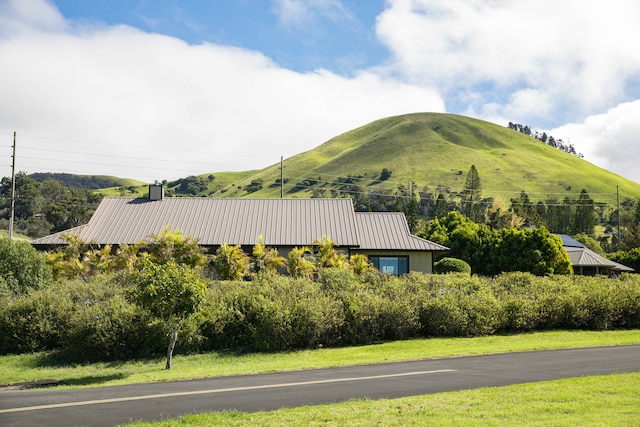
[2,330,639,389]
[3,330,638,426]
[122,373,640,426]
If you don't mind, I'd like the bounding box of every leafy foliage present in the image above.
[0,173,102,238]
[434,257,471,274]
[423,211,572,275]
[141,226,206,267]
[127,259,207,369]
[170,176,210,195]
[252,235,286,276]
[0,275,165,360]
[2,272,640,360]
[212,243,250,280]
[46,234,93,280]
[244,179,264,193]
[0,237,52,295]
[312,236,349,270]
[349,254,376,276]
[286,246,315,278]
[608,248,640,272]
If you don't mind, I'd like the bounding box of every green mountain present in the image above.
[207,113,640,206]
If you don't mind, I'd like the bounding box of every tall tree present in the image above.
[433,193,448,219]
[462,165,482,221]
[572,189,596,235]
[487,197,525,230]
[128,259,207,370]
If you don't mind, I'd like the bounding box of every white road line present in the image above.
[0,369,456,414]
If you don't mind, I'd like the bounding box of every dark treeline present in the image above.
[508,122,583,158]
[29,173,126,189]
[0,172,102,238]
[305,166,640,254]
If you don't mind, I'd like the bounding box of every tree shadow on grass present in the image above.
[18,352,136,387]
[60,373,130,387]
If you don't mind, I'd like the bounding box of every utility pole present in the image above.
[280,156,283,198]
[8,132,16,239]
[617,185,621,251]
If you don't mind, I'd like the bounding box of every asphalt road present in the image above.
[1,345,639,427]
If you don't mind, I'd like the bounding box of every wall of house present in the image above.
[353,250,434,274]
[200,246,437,274]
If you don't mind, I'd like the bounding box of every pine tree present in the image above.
[572,189,595,235]
[462,165,482,221]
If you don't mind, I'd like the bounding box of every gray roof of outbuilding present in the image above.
[564,246,634,271]
[355,212,449,251]
[32,197,363,247]
[564,246,616,267]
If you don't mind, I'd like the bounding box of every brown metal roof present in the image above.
[355,212,449,251]
[31,197,450,253]
[29,225,87,246]
[32,197,362,247]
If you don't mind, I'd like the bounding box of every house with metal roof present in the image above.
[556,234,634,276]
[31,185,449,275]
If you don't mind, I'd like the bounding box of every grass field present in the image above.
[2,330,639,389]
[122,373,640,426]
[3,330,638,426]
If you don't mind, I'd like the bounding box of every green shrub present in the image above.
[2,271,640,362]
[489,273,640,333]
[202,275,343,352]
[320,270,423,345]
[0,283,76,353]
[434,257,471,274]
[0,275,167,361]
[419,275,500,337]
[608,248,640,272]
[0,237,52,294]
[60,275,166,362]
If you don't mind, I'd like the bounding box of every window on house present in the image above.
[369,256,409,275]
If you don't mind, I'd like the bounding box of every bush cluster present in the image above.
[434,257,471,274]
[1,271,639,362]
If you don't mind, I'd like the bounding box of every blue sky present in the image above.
[54,0,389,74]
[1,0,640,186]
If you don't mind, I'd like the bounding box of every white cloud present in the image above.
[2,0,640,187]
[552,101,640,184]
[0,0,67,34]
[376,0,640,124]
[273,0,354,27]
[0,0,444,182]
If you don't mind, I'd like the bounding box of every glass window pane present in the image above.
[369,256,409,275]
[398,257,409,275]
[379,257,399,275]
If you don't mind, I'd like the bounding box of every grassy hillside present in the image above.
[30,173,144,190]
[81,113,640,206]
[210,113,640,206]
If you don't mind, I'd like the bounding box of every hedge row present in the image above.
[1,271,639,362]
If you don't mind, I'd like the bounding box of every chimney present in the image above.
[148,183,164,201]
